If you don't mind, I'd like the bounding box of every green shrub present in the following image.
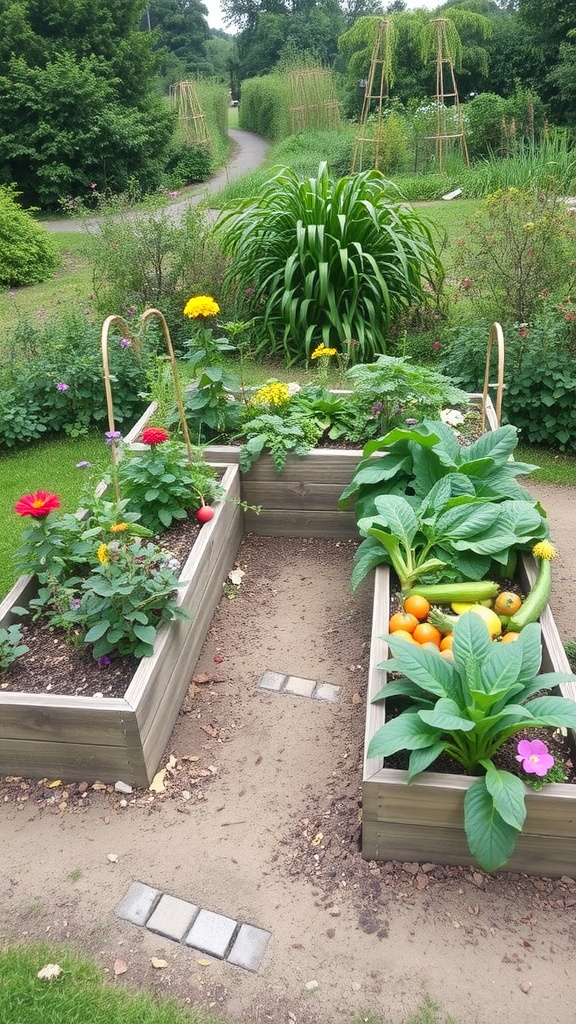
[239,75,291,140]
[439,314,576,453]
[452,187,576,323]
[89,201,229,343]
[166,143,213,186]
[0,309,154,449]
[0,185,59,285]
[465,93,506,158]
[216,162,443,364]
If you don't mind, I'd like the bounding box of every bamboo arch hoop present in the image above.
[101,308,194,501]
[482,321,505,432]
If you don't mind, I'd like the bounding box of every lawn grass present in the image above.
[0,944,221,1024]
[0,433,109,599]
[0,233,96,330]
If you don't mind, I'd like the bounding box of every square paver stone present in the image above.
[258,670,286,692]
[284,675,316,698]
[115,882,162,926]
[185,909,238,959]
[227,923,271,972]
[313,681,340,703]
[146,893,200,942]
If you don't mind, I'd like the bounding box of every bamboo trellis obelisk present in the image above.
[427,18,469,171]
[351,19,395,174]
[170,80,210,148]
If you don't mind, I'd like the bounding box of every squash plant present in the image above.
[368,614,576,871]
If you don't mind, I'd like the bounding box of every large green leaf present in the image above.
[482,762,527,831]
[474,641,523,698]
[464,777,520,872]
[367,713,441,759]
[524,694,576,728]
[407,743,446,781]
[385,634,457,698]
[465,425,519,467]
[371,676,428,703]
[418,697,476,732]
[436,502,500,539]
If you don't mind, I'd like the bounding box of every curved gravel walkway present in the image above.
[42,128,270,233]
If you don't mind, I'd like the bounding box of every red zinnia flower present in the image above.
[14,491,60,518]
[141,427,170,446]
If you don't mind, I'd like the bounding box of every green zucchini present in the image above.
[404,581,499,604]
[507,558,551,631]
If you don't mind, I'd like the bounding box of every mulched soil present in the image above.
[0,513,202,700]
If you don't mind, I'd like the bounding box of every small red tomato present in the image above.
[196,505,215,524]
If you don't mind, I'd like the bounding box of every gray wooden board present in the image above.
[0,734,146,785]
[244,509,358,539]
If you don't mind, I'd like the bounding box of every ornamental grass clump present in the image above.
[368,613,576,871]
[216,162,443,364]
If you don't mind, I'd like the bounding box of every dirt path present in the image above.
[1,526,575,1024]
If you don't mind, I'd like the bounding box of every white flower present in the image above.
[440,408,465,427]
[286,382,301,396]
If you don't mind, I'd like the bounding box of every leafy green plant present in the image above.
[368,614,576,871]
[0,624,29,670]
[452,186,576,323]
[216,162,443,363]
[352,484,548,592]
[237,414,322,473]
[340,420,539,524]
[345,356,469,437]
[117,430,222,533]
[0,185,59,285]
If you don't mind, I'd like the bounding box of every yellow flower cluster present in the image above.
[183,295,220,319]
[251,381,291,406]
[532,540,556,561]
[311,343,337,360]
[109,522,129,533]
[96,543,110,564]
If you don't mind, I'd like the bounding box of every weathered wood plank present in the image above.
[362,821,576,875]
[0,731,146,786]
[0,696,131,746]
[244,509,357,539]
[363,566,389,783]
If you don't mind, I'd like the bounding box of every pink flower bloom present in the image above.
[433,341,441,350]
[515,738,554,777]
[90,183,97,189]
[461,277,472,290]
[37,310,46,318]
[56,382,69,391]
[14,491,60,518]
[141,427,170,445]
[519,328,527,338]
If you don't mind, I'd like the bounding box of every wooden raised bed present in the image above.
[0,462,243,788]
[362,561,576,877]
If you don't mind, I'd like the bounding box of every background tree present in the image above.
[0,0,174,208]
[144,0,213,79]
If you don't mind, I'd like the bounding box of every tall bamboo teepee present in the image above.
[170,80,210,148]
[351,19,395,174]
[426,18,469,171]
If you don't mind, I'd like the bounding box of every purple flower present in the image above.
[70,598,81,610]
[105,430,122,445]
[98,655,111,668]
[76,460,92,469]
[37,310,46,318]
[126,306,137,318]
[120,337,132,349]
[371,402,383,415]
[56,382,69,391]
[406,418,418,426]
[515,738,554,777]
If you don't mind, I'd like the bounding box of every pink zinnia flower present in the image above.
[14,491,60,518]
[515,738,554,777]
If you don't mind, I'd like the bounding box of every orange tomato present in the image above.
[439,633,454,651]
[403,594,431,621]
[389,628,418,643]
[412,622,442,647]
[501,631,520,642]
[494,591,522,616]
[389,611,418,634]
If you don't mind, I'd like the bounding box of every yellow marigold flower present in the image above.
[96,543,110,564]
[523,222,535,231]
[532,540,556,561]
[110,522,129,533]
[251,381,290,405]
[183,295,220,319]
[311,343,337,359]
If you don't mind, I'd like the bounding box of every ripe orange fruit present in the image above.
[440,648,455,661]
[389,628,418,643]
[420,641,441,652]
[439,633,454,651]
[412,622,442,647]
[494,591,522,616]
[389,611,418,634]
[403,595,431,621]
[501,631,520,642]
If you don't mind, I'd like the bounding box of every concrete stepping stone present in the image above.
[146,893,200,942]
[258,670,340,703]
[185,908,238,959]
